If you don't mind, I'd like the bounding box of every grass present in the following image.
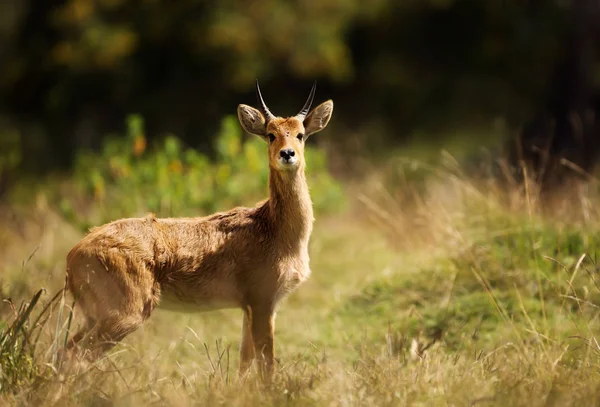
[1,154,600,406]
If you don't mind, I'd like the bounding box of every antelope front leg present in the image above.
[239,305,255,375]
[251,305,276,378]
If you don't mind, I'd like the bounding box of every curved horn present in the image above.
[295,81,317,121]
[255,79,276,122]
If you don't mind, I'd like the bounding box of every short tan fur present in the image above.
[65,81,333,376]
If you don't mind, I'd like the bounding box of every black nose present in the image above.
[280,149,295,160]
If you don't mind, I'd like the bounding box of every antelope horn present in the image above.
[295,81,317,121]
[255,79,276,122]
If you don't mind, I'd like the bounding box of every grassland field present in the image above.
[1,147,600,406]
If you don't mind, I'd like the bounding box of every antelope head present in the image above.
[237,81,334,172]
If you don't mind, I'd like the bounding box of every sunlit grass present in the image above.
[2,154,600,406]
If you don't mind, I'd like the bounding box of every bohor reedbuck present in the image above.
[64,81,334,375]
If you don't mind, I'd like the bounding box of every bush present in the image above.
[60,115,345,229]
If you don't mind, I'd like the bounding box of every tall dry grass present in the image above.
[1,152,600,406]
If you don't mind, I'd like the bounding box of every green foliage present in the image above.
[45,0,389,83]
[0,0,576,182]
[60,114,345,229]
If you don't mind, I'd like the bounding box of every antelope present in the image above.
[64,81,334,376]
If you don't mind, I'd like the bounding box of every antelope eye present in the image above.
[268,133,276,143]
[296,133,304,141]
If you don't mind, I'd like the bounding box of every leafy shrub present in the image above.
[60,114,345,229]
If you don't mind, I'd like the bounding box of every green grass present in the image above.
[2,159,600,406]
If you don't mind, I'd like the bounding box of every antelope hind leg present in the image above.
[239,305,256,375]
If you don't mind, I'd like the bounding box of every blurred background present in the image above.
[1,0,600,196]
[4,3,600,403]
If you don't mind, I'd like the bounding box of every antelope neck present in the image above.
[267,165,314,242]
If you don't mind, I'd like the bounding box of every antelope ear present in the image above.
[237,104,267,137]
[304,100,333,137]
